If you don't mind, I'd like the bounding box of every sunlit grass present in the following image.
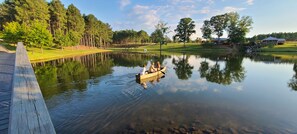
[27,46,111,63]
[111,43,230,53]
[261,41,297,52]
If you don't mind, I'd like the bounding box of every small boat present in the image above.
[136,67,166,81]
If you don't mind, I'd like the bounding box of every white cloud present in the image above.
[246,0,254,5]
[116,0,247,38]
[223,6,246,13]
[132,5,160,29]
[120,0,131,9]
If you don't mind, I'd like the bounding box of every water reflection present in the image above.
[32,52,297,133]
[198,55,245,85]
[288,63,297,91]
[172,54,194,80]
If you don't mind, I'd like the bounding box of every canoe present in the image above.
[136,67,166,81]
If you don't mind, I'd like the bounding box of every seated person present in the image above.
[149,62,157,73]
[140,64,147,75]
[155,61,161,71]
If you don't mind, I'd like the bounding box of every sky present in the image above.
[3,0,297,39]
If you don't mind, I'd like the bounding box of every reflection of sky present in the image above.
[155,56,244,95]
[40,54,297,133]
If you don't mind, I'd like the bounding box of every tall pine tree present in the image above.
[66,4,85,46]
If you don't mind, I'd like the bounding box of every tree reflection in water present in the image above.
[288,63,297,91]
[199,55,245,85]
[172,54,194,80]
[33,53,154,99]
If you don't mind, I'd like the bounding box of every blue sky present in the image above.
[2,0,297,38]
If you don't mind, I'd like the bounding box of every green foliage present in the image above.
[83,14,113,47]
[49,0,67,48]
[138,30,150,43]
[0,0,17,30]
[199,56,245,85]
[14,0,50,25]
[288,63,297,91]
[113,29,149,44]
[172,54,194,80]
[150,29,163,44]
[3,21,24,43]
[1,0,113,49]
[151,21,169,45]
[227,12,253,44]
[25,20,53,48]
[201,12,253,44]
[201,20,212,40]
[66,4,85,46]
[174,17,196,47]
[210,14,229,39]
[251,32,297,41]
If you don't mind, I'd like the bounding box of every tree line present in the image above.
[250,32,297,41]
[0,0,113,50]
[112,30,150,44]
[0,0,255,49]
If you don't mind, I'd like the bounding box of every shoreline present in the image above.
[29,49,111,63]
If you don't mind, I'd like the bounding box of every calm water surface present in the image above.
[32,52,297,133]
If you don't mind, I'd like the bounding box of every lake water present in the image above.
[32,52,297,134]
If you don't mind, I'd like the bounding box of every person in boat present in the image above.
[140,64,147,75]
[149,62,157,73]
[155,61,161,71]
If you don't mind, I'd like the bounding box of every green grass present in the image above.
[110,43,231,54]
[1,43,17,51]
[27,47,111,63]
[1,43,112,63]
[260,41,297,52]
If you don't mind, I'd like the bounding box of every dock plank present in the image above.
[9,42,55,134]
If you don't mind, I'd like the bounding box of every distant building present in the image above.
[212,38,228,45]
[262,36,286,45]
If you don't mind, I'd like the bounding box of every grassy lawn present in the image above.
[1,43,111,63]
[28,47,111,63]
[261,41,297,52]
[111,43,231,54]
[1,42,17,51]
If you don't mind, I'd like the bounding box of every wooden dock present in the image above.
[0,51,15,134]
[0,42,56,134]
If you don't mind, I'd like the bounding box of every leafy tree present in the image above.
[49,0,67,48]
[83,14,98,47]
[113,29,148,45]
[66,4,85,46]
[201,20,212,40]
[137,30,150,44]
[3,21,24,43]
[174,17,196,47]
[210,14,228,43]
[0,0,17,30]
[25,20,53,52]
[150,29,163,44]
[151,21,169,51]
[227,12,253,43]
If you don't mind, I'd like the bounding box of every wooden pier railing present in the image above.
[9,42,55,134]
